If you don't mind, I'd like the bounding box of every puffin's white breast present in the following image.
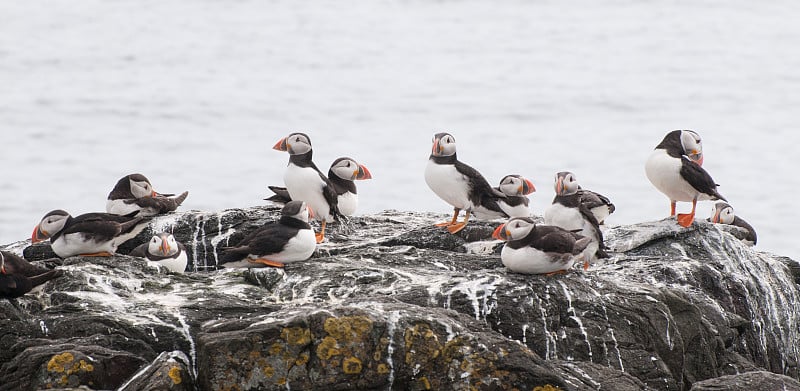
[499,202,530,218]
[284,164,333,222]
[501,245,575,274]
[424,160,471,210]
[645,149,709,202]
[150,252,188,273]
[337,191,358,216]
[52,233,116,258]
[249,228,316,264]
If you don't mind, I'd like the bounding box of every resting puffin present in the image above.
[273,133,339,243]
[424,132,507,233]
[1,251,64,299]
[129,232,188,273]
[31,210,147,258]
[495,175,535,218]
[106,173,189,217]
[544,172,608,260]
[709,202,757,245]
[493,218,591,274]
[218,201,316,268]
[645,130,726,227]
[265,157,372,217]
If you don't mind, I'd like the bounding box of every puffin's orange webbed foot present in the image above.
[315,232,325,244]
[447,223,467,234]
[677,212,695,227]
[544,269,569,277]
[248,258,285,268]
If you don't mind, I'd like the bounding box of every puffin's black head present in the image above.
[31,209,71,243]
[282,200,311,222]
[554,171,579,196]
[273,133,312,155]
[431,133,456,157]
[656,130,703,165]
[329,157,372,181]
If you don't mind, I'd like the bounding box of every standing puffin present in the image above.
[492,218,592,274]
[265,157,372,217]
[1,251,64,299]
[273,133,339,243]
[645,130,726,227]
[495,175,536,218]
[544,172,608,260]
[31,210,147,258]
[106,173,189,217]
[218,201,316,268]
[424,132,507,233]
[709,202,757,245]
[129,232,189,273]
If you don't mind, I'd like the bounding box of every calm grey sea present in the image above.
[2,1,798,260]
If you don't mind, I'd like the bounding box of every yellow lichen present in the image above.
[47,352,75,373]
[533,385,563,391]
[268,343,284,356]
[282,326,312,346]
[168,366,182,384]
[263,365,275,378]
[342,356,363,374]
[316,336,340,360]
[277,377,287,385]
[377,363,389,374]
[373,350,381,361]
[403,323,442,365]
[323,316,373,342]
[295,353,310,366]
[419,377,431,390]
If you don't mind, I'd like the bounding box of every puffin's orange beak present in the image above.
[431,138,440,155]
[160,240,171,256]
[356,164,372,180]
[273,137,288,152]
[307,205,315,219]
[31,225,48,243]
[492,224,507,241]
[521,178,536,195]
[555,176,564,196]
[711,209,721,224]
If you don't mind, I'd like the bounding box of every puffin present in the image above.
[709,202,758,245]
[645,130,726,227]
[218,200,316,268]
[544,172,608,260]
[129,232,189,273]
[265,157,372,216]
[495,175,536,218]
[577,186,615,225]
[106,173,189,217]
[273,133,339,243]
[493,217,592,274]
[424,132,507,233]
[1,251,64,299]
[31,210,147,258]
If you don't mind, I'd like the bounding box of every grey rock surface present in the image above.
[3,206,799,390]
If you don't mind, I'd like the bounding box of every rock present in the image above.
[689,370,800,391]
[1,207,799,390]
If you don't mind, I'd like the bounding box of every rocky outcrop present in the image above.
[2,205,799,390]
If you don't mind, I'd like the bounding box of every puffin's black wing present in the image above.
[62,214,144,242]
[578,189,615,214]
[129,192,188,213]
[0,273,31,299]
[1,251,52,277]
[454,160,506,214]
[679,157,726,201]
[219,223,299,263]
[318,172,342,219]
[529,226,577,254]
[128,243,148,258]
[266,186,292,203]
[733,216,758,245]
